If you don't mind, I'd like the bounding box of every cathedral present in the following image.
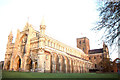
[3,18,109,73]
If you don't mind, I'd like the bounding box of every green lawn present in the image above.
[1,70,119,80]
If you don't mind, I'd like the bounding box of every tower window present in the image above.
[83,48,84,51]
[36,33,38,37]
[83,40,85,43]
[79,41,81,44]
[95,64,97,68]
[89,57,91,60]
[94,56,96,59]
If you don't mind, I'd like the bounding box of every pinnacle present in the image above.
[10,30,12,35]
[9,30,13,37]
[41,16,45,25]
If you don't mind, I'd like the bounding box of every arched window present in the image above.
[94,56,96,59]
[6,61,10,70]
[79,41,81,44]
[83,40,85,43]
[19,58,21,68]
[89,57,91,60]
[95,64,97,68]
[21,34,28,55]
[29,59,33,71]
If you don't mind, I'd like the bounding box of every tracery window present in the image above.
[21,34,28,55]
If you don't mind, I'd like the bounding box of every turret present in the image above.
[37,17,46,72]
[103,42,109,58]
[77,37,90,54]
[3,31,13,70]
[23,22,29,31]
[40,17,46,36]
[8,31,13,45]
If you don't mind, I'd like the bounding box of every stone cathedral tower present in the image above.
[38,17,47,72]
[77,37,90,54]
[77,37,109,70]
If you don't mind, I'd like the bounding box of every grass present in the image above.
[1,70,119,80]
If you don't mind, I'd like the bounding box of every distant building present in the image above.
[77,37,109,70]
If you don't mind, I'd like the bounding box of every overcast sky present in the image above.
[0,0,118,61]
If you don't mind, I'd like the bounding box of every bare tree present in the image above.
[98,58,113,72]
[93,2,120,48]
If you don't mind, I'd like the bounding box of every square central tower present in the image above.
[77,37,90,54]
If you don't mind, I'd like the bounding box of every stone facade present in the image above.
[77,37,109,69]
[3,19,93,73]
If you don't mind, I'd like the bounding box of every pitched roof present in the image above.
[89,48,103,54]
